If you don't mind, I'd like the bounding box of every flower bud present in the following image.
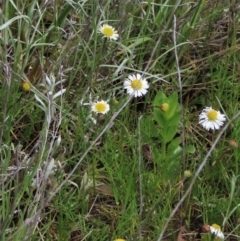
[184,170,192,178]
[21,80,31,92]
[112,98,119,105]
[160,103,169,112]
[202,224,210,233]
[229,139,238,148]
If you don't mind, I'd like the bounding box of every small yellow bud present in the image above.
[114,239,126,241]
[160,103,169,112]
[21,80,31,92]
[184,170,192,178]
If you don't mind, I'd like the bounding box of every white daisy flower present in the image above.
[209,224,224,240]
[199,107,226,131]
[98,24,119,40]
[123,74,149,97]
[91,100,110,114]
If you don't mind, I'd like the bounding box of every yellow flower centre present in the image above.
[211,224,221,230]
[131,79,143,90]
[102,27,114,37]
[160,103,169,112]
[207,109,218,121]
[95,102,107,112]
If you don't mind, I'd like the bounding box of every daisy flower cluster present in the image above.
[97,22,227,133]
[90,24,150,117]
[97,23,149,97]
[90,73,149,115]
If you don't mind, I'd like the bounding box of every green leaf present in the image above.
[168,111,181,126]
[167,92,179,118]
[127,37,154,50]
[185,145,196,154]
[0,15,30,30]
[160,125,178,143]
[153,91,181,127]
[167,137,181,154]
[153,91,168,127]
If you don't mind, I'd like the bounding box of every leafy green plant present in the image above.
[141,91,195,181]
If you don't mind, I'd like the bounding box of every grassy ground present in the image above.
[1,0,240,240]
